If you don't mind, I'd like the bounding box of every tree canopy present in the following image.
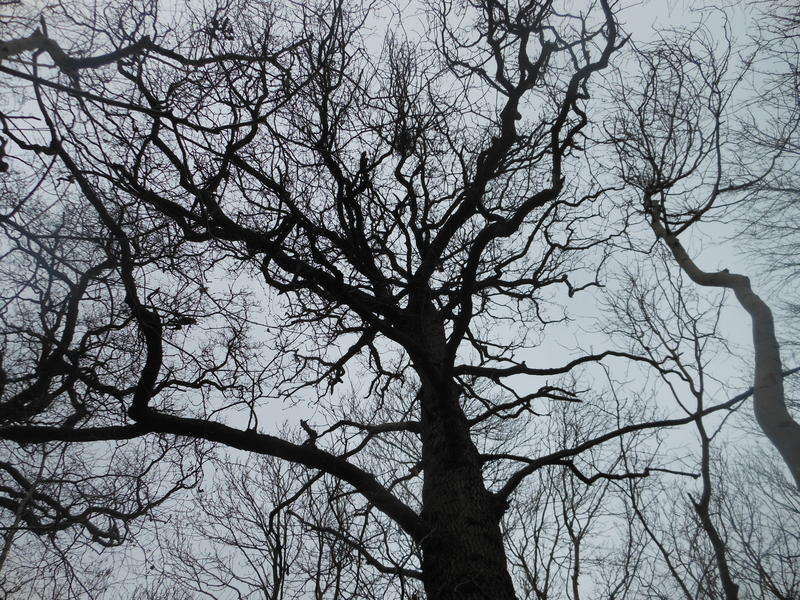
[0,0,798,598]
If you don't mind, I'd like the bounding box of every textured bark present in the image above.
[412,305,517,600]
[651,215,800,489]
[418,382,517,600]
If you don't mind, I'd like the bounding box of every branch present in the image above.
[0,424,149,442]
[455,350,665,379]
[494,371,799,503]
[650,199,800,489]
[0,30,150,72]
[0,413,425,542]
[288,510,423,580]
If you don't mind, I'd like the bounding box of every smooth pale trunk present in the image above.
[655,220,800,489]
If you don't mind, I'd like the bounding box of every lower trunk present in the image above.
[418,380,517,600]
[419,465,517,599]
[408,302,517,599]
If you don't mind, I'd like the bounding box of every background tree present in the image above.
[0,0,797,598]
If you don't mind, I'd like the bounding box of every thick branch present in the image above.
[651,211,800,489]
[144,411,425,542]
[0,30,150,72]
[0,413,425,542]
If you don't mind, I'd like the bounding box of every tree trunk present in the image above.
[418,380,517,600]
[412,306,517,600]
[651,215,800,489]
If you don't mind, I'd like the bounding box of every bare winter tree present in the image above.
[606,9,800,488]
[0,0,797,598]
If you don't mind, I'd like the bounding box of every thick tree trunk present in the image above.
[418,406,517,599]
[412,307,517,600]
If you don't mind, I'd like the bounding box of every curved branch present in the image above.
[0,412,425,542]
[455,350,665,379]
[651,207,800,489]
[494,372,799,503]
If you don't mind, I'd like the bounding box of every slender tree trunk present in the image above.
[412,306,517,600]
[694,420,739,600]
[651,214,800,489]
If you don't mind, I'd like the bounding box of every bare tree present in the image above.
[606,10,800,487]
[0,0,796,598]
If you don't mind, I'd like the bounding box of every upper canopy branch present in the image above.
[0,27,150,73]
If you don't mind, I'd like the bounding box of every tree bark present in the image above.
[412,305,517,600]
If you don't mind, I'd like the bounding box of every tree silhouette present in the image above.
[0,1,797,598]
